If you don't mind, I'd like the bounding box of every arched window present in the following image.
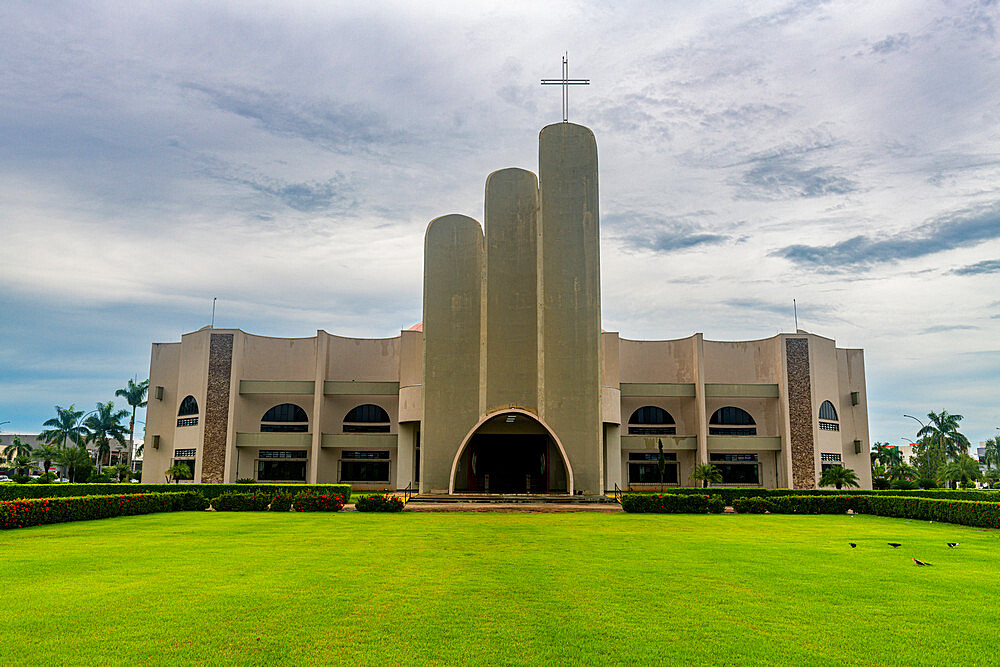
[178,396,199,416]
[709,407,756,436]
[818,400,839,431]
[343,404,391,433]
[261,403,309,433]
[627,406,677,435]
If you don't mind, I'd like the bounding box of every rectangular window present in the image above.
[628,452,677,461]
[257,460,306,482]
[177,417,198,427]
[820,452,842,462]
[628,462,678,485]
[821,463,842,474]
[340,461,390,482]
[710,453,758,462]
[341,450,390,460]
[343,424,391,433]
[709,427,757,436]
[715,463,760,485]
[627,426,677,435]
[173,449,197,458]
[258,450,307,459]
[171,458,195,478]
[260,424,308,433]
[819,422,840,431]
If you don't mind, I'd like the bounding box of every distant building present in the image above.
[142,123,873,493]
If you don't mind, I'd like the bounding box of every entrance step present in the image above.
[407,493,618,505]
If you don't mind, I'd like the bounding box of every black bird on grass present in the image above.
[848,543,856,548]
[912,558,931,566]
[888,543,901,548]
[947,542,959,548]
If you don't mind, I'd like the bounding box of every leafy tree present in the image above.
[2,435,33,462]
[917,411,971,461]
[689,463,723,488]
[57,446,93,483]
[165,462,192,484]
[114,377,148,469]
[937,455,980,489]
[910,435,946,481]
[83,402,128,472]
[31,442,61,479]
[819,465,861,490]
[887,460,915,482]
[108,463,132,483]
[38,404,86,449]
[983,468,1000,489]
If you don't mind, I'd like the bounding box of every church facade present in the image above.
[142,123,872,493]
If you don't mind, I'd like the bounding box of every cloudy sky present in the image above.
[2,0,998,449]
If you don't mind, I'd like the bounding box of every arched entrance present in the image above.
[449,409,573,494]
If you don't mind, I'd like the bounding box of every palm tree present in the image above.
[982,436,1000,470]
[937,455,981,489]
[983,468,1000,489]
[165,462,192,484]
[887,460,915,482]
[114,378,148,469]
[31,442,61,478]
[819,465,860,490]
[83,402,129,473]
[12,453,35,478]
[38,404,86,449]
[689,463,723,488]
[917,411,971,461]
[2,435,33,462]
[57,445,93,483]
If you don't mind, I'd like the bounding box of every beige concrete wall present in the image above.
[326,334,400,381]
[398,329,423,422]
[702,337,782,383]
[141,341,181,482]
[838,347,872,489]
[539,122,603,494]
[617,336,697,383]
[238,333,317,380]
[485,167,539,413]
[421,214,484,493]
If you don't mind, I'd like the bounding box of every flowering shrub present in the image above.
[0,484,352,504]
[0,492,206,530]
[706,495,726,514]
[293,490,344,512]
[732,497,775,514]
[269,492,294,512]
[354,493,405,513]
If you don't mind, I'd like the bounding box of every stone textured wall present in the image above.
[202,333,233,483]
[785,338,815,488]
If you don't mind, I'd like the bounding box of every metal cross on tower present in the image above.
[541,53,589,122]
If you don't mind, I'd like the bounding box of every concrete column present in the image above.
[421,214,484,494]
[604,423,622,492]
[396,421,415,490]
[693,333,708,465]
[308,332,328,484]
[539,122,602,495]
[485,168,539,414]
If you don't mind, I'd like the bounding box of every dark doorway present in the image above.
[465,434,549,493]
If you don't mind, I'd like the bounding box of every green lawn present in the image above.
[3,512,999,665]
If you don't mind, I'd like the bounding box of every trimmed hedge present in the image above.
[355,493,405,512]
[0,492,207,530]
[621,494,724,514]
[621,487,1000,504]
[0,483,352,505]
[732,497,774,514]
[213,492,272,512]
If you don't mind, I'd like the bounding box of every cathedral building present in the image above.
[141,122,872,493]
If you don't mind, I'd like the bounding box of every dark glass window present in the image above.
[178,395,199,416]
[257,460,306,481]
[258,450,307,459]
[628,406,675,424]
[709,407,755,425]
[709,407,756,435]
[628,452,677,461]
[629,463,678,484]
[343,404,390,433]
[340,461,390,482]
[262,404,308,422]
[819,400,838,421]
[171,459,195,479]
[710,453,758,462]
[342,450,390,460]
[821,463,842,474]
[714,463,760,485]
